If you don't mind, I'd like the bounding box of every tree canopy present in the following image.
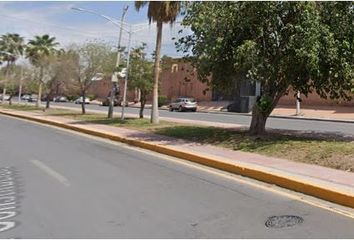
[128,43,154,118]
[177,2,354,134]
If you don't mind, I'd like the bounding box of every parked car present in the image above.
[0,94,10,101]
[169,97,197,112]
[28,94,38,102]
[54,96,68,102]
[41,95,54,101]
[74,96,90,104]
[101,97,119,106]
[21,94,31,101]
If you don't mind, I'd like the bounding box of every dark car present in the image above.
[101,97,119,106]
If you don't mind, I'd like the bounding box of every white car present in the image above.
[74,97,90,104]
[0,94,10,101]
[169,97,197,112]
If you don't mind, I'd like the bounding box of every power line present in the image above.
[0,13,120,39]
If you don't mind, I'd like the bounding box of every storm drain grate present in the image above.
[265,215,304,228]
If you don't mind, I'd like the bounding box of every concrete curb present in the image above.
[1,109,354,209]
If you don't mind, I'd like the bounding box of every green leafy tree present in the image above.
[177,2,354,135]
[41,50,78,109]
[135,1,182,124]
[0,33,25,103]
[69,42,115,114]
[26,34,59,107]
[128,43,154,118]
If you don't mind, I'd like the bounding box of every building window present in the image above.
[171,64,178,73]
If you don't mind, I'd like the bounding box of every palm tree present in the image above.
[26,34,59,107]
[0,33,25,103]
[135,1,181,124]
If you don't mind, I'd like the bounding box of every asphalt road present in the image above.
[1,114,354,238]
[49,101,354,136]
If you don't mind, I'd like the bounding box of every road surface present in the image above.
[49,101,354,136]
[0,114,354,238]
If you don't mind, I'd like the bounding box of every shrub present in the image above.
[158,95,168,107]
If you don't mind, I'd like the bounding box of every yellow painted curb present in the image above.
[1,109,354,209]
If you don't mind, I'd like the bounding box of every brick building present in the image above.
[88,58,354,107]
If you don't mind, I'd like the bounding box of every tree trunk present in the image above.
[46,98,50,109]
[36,66,44,108]
[249,106,269,135]
[46,90,53,109]
[81,91,86,114]
[8,95,12,105]
[36,82,42,108]
[1,88,6,103]
[151,21,163,124]
[139,91,146,119]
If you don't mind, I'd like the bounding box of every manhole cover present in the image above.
[265,215,304,228]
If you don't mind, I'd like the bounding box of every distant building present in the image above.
[88,58,354,107]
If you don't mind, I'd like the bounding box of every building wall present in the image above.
[87,78,112,100]
[160,60,212,101]
[87,59,354,107]
[278,88,354,107]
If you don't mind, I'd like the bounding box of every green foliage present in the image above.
[26,34,59,68]
[177,2,354,133]
[0,33,25,64]
[68,41,116,92]
[158,95,168,107]
[256,96,272,113]
[177,2,354,101]
[128,44,154,95]
[86,94,96,100]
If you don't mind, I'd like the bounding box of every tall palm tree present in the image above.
[135,1,181,124]
[26,34,59,107]
[0,33,25,103]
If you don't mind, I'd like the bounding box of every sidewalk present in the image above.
[130,101,354,122]
[1,107,354,210]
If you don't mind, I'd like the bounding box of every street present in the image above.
[49,101,354,136]
[1,114,354,238]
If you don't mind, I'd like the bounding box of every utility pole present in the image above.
[18,66,23,103]
[121,25,132,120]
[108,5,129,119]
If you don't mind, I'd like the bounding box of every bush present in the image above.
[86,94,96,100]
[67,95,78,101]
[158,95,168,107]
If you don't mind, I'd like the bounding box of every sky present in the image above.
[0,1,191,58]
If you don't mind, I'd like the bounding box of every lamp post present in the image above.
[72,6,129,119]
[108,6,129,119]
[71,7,150,120]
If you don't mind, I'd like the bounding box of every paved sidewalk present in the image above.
[1,107,354,209]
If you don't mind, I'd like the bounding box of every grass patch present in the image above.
[155,126,354,172]
[0,103,44,111]
[43,108,182,131]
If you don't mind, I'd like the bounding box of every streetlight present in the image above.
[71,7,150,120]
[72,6,129,119]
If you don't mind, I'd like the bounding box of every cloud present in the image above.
[0,2,192,58]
